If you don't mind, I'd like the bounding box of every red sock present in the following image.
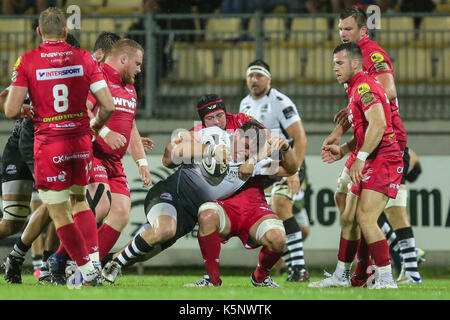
[253,247,283,283]
[198,232,221,285]
[337,236,359,263]
[55,243,69,258]
[74,210,98,256]
[55,223,90,267]
[368,239,391,267]
[354,237,373,278]
[97,223,121,260]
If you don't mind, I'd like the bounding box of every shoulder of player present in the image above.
[269,88,294,105]
[363,41,391,62]
[239,95,251,105]
[354,76,384,104]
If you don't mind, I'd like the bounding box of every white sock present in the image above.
[78,260,96,278]
[335,260,352,279]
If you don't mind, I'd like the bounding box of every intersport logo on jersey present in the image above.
[36,65,84,80]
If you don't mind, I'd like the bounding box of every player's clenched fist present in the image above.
[103,129,127,150]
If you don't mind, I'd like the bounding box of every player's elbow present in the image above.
[4,103,18,119]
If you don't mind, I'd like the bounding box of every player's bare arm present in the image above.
[162,131,196,168]
[90,86,128,150]
[322,117,352,148]
[163,134,222,168]
[284,121,307,196]
[375,73,397,101]
[90,85,115,133]
[0,88,8,113]
[349,102,386,184]
[128,120,152,187]
[4,86,28,119]
[322,137,356,164]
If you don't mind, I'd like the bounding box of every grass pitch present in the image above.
[1,267,449,301]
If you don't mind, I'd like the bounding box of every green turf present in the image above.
[1,267,449,300]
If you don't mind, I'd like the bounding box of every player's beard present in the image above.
[251,85,268,99]
[121,69,135,85]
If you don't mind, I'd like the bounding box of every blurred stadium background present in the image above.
[0,0,449,272]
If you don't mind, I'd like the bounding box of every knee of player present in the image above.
[340,212,355,228]
[2,199,31,225]
[355,208,371,228]
[257,218,286,253]
[198,209,220,228]
[0,218,26,235]
[334,192,346,211]
[263,229,286,253]
[152,224,176,243]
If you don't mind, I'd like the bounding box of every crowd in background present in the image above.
[0,0,441,15]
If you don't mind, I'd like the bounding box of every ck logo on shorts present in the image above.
[361,175,371,183]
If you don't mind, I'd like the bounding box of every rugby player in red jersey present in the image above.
[4,7,117,286]
[86,39,151,263]
[310,42,402,289]
[322,6,421,285]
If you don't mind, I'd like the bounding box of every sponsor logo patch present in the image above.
[36,65,84,80]
[357,83,371,96]
[282,106,296,119]
[361,92,377,107]
[370,52,385,64]
[160,192,173,201]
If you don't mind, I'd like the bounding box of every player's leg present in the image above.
[30,197,44,277]
[356,189,396,289]
[1,182,32,235]
[87,182,111,223]
[70,186,101,269]
[377,212,402,273]
[97,192,129,260]
[384,187,422,283]
[250,215,286,288]
[102,197,179,283]
[309,193,359,288]
[1,178,34,284]
[39,189,99,285]
[271,179,308,282]
[185,202,232,287]
[334,167,351,214]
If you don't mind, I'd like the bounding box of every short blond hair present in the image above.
[39,7,66,38]
[109,39,144,58]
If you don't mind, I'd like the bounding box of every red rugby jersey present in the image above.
[88,62,137,162]
[358,35,407,150]
[11,40,105,139]
[191,112,253,132]
[346,72,400,159]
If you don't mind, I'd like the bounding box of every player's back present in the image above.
[14,40,103,139]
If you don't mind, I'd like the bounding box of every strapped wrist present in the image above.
[98,126,111,139]
[136,158,148,167]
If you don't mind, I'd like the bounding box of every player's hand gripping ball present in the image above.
[202,135,229,178]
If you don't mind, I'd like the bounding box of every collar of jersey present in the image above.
[100,62,123,86]
[347,71,366,89]
[357,34,370,48]
[42,40,65,46]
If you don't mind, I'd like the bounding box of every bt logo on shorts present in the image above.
[47,171,67,183]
